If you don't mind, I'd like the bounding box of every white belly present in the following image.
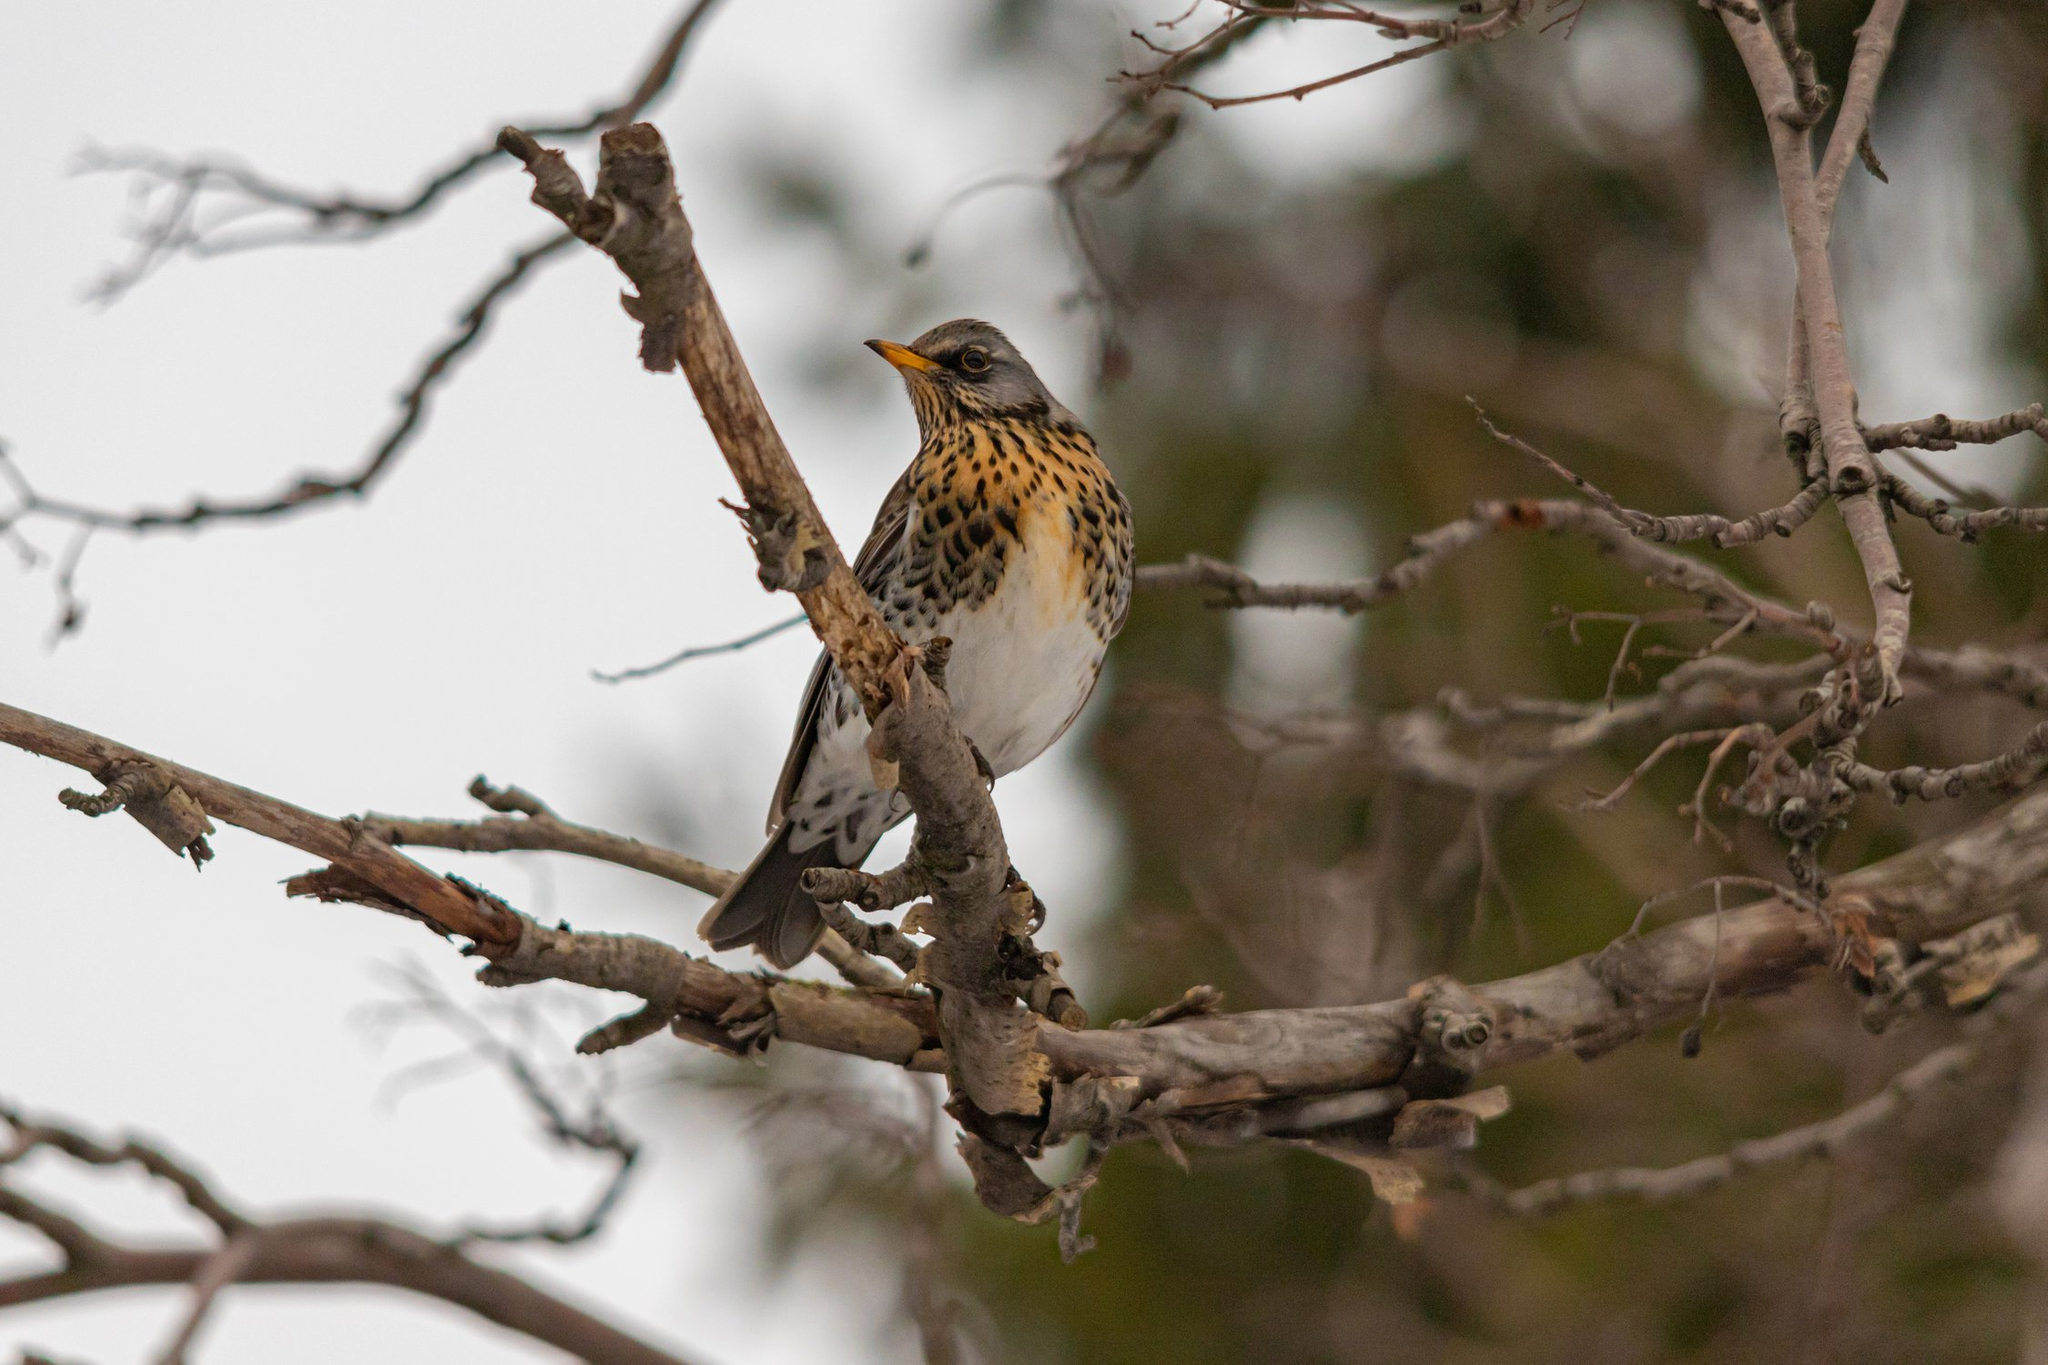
[933,535,1105,776]
[783,527,1105,862]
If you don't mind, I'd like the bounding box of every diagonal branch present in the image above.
[0,702,510,947]
[5,700,2046,1136]
[1722,2,1912,700]
[1815,0,1910,218]
[1474,1022,1985,1216]
[495,120,1057,1131]
[1473,401,1831,547]
[6,231,574,546]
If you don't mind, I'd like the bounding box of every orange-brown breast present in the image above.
[890,415,1130,639]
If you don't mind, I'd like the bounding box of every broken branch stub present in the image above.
[496,120,899,713]
[59,759,215,866]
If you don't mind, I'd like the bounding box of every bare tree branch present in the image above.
[1143,496,1837,650]
[4,703,2045,1155]
[1723,0,1913,698]
[0,1110,701,1365]
[1474,401,1832,548]
[1863,403,2048,452]
[361,774,730,898]
[1129,1,1540,110]
[1881,473,2048,541]
[6,232,572,547]
[493,120,1074,1138]
[1844,720,2048,804]
[1815,0,1909,216]
[1472,954,2047,1217]
[0,702,511,947]
[593,611,808,683]
[77,0,728,290]
[1,0,734,626]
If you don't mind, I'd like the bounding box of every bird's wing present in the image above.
[764,468,914,833]
[1110,482,1136,636]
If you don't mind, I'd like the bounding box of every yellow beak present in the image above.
[865,339,939,374]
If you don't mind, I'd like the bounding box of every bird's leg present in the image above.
[970,741,997,791]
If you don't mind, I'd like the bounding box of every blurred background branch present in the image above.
[0,1103,699,1365]
[7,0,2048,1361]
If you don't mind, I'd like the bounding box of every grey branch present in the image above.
[496,121,1066,1134]
[1474,401,1830,548]
[1881,474,2048,541]
[1863,403,2048,453]
[1131,0,1539,110]
[7,702,2048,1163]
[76,0,727,291]
[1474,958,2045,1217]
[1844,720,2048,804]
[0,1108,700,1365]
[1723,0,1912,699]
[3,231,574,543]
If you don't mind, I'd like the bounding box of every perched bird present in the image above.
[699,320,1133,967]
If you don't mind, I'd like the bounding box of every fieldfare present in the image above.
[699,319,1134,967]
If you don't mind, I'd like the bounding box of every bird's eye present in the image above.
[959,347,991,374]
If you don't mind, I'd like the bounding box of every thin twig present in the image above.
[593,611,809,683]
[1474,399,1829,547]
[1881,474,2048,541]
[76,0,728,293]
[13,233,574,539]
[1135,0,1537,109]
[1474,962,2048,1217]
[1842,720,2048,804]
[1863,404,2048,453]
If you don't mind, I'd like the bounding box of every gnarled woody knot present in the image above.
[1410,977,1494,1062]
[495,123,695,373]
[723,497,830,595]
[59,759,214,866]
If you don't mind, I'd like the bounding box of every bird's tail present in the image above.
[698,822,844,969]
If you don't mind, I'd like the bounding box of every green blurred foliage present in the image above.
[731,3,2048,1360]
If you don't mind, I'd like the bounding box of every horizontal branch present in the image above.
[1140,496,1834,648]
[1479,1025,1982,1216]
[1131,0,1537,110]
[361,777,895,988]
[76,0,725,286]
[7,700,2045,1148]
[1844,720,2048,804]
[1863,403,2048,453]
[0,1106,697,1365]
[1882,474,2048,541]
[362,775,729,898]
[1475,402,1830,548]
[1039,785,2048,1102]
[1137,498,2048,725]
[1478,947,2048,1216]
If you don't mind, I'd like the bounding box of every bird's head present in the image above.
[866,319,1073,437]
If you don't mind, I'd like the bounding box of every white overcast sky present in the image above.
[0,4,1142,1361]
[1,3,2031,1363]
